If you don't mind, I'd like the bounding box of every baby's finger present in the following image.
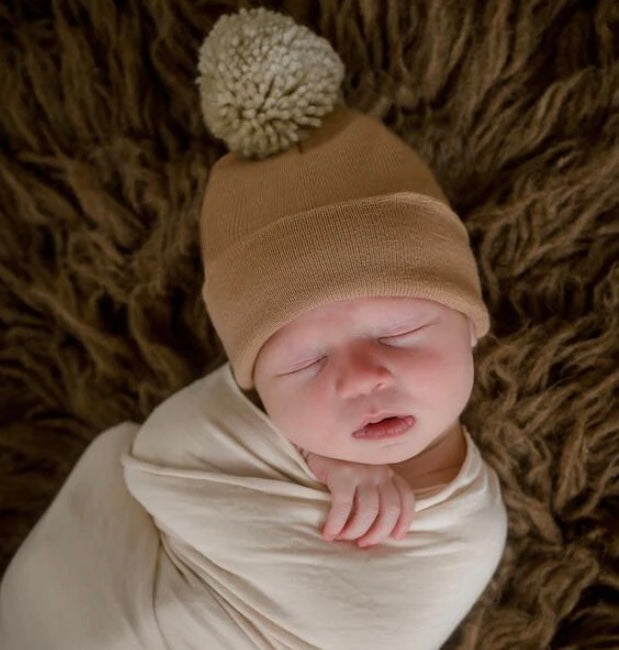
[322,482,357,539]
[390,474,416,540]
[335,484,379,539]
[355,482,401,547]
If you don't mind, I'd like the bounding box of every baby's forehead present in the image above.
[272,296,444,344]
[295,295,440,324]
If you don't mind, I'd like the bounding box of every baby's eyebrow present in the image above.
[283,313,432,359]
[381,312,432,330]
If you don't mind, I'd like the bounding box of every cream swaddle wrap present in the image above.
[0,362,507,649]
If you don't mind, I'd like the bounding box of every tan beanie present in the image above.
[197,7,491,390]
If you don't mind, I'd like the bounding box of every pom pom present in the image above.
[196,7,345,159]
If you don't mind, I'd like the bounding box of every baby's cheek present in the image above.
[291,396,333,450]
[432,350,475,408]
[266,388,317,443]
[402,350,445,390]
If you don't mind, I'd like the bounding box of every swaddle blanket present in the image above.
[0,362,507,650]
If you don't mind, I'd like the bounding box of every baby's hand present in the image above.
[302,451,415,548]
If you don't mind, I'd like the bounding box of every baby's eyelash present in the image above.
[382,325,426,340]
[295,357,325,371]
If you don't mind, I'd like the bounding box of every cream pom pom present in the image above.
[196,7,345,159]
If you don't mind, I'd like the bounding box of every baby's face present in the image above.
[253,296,478,465]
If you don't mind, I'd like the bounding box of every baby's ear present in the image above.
[469,319,478,348]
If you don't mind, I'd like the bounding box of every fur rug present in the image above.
[1,1,617,647]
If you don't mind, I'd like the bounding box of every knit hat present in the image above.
[196,7,491,390]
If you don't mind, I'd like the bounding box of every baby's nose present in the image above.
[333,342,392,397]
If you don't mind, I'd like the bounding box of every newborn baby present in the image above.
[0,294,507,650]
[245,294,477,549]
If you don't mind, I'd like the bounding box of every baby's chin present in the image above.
[305,435,431,466]
[346,440,427,466]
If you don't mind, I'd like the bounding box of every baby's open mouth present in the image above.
[352,416,415,439]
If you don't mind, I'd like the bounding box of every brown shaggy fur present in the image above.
[1,1,618,647]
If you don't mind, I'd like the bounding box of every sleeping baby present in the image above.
[0,7,507,650]
[245,294,479,549]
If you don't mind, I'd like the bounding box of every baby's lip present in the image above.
[352,415,415,439]
[353,412,410,434]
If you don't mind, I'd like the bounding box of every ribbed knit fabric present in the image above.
[199,105,490,389]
